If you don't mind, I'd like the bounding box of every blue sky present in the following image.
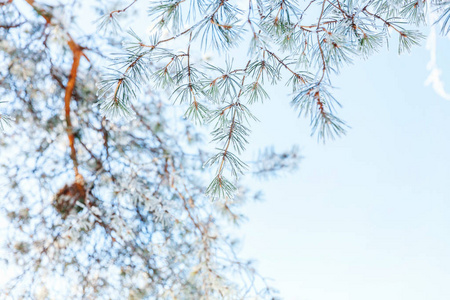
[239,31,450,300]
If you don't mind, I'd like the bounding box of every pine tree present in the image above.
[0,0,449,299]
[95,0,448,197]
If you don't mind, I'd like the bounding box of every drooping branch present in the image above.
[23,0,89,180]
[65,38,88,179]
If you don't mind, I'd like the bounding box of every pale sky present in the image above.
[240,30,450,300]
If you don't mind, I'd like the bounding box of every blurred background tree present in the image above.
[0,0,449,299]
[0,0,299,298]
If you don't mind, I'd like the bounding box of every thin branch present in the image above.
[215,60,251,178]
[109,0,138,17]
